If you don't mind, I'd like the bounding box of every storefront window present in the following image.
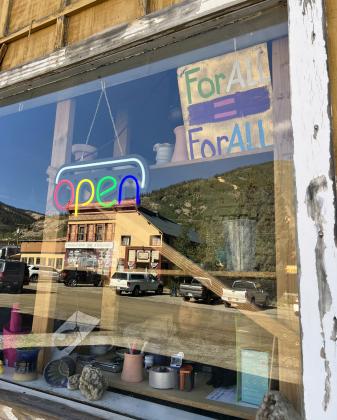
[150,235,161,246]
[121,236,131,246]
[56,258,63,270]
[0,5,302,419]
[96,225,104,241]
[77,226,86,241]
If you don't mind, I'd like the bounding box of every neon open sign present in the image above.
[53,156,148,216]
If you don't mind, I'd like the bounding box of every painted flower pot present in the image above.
[153,143,174,164]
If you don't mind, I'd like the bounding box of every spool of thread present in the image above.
[10,304,22,333]
[179,364,194,391]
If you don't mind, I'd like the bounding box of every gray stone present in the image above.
[67,373,81,390]
[79,365,106,401]
[256,391,301,420]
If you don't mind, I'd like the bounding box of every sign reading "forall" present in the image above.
[177,43,273,160]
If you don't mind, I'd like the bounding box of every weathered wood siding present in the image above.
[66,0,145,45]
[1,25,57,70]
[0,0,184,71]
[8,0,63,33]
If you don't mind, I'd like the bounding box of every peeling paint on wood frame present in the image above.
[0,0,282,105]
[288,0,337,418]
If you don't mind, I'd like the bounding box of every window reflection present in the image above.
[0,14,302,419]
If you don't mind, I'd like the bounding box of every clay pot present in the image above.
[153,143,174,164]
[121,353,144,383]
[171,125,188,162]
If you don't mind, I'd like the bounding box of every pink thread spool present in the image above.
[3,304,23,367]
[10,303,21,332]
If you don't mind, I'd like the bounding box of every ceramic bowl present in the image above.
[44,356,76,387]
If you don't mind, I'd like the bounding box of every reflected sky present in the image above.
[0,24,287,214]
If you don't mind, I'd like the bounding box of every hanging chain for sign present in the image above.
[82,80,123,159]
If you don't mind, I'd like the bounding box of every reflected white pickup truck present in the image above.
[110,271,163,296]
[222,280,269,307]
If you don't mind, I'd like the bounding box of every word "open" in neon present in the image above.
[53,175,140,216]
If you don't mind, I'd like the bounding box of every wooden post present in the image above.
[113,110,129,157]
[99,109,130,333]
[33,100,75,370]
[46,100,74,214]
[326,0,337,170]
[0,0,11,38]
[272,37,301,410]
[55,16,67,50]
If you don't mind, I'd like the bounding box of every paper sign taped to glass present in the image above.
[177,43,273,160]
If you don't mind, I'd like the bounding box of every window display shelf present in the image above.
[0,371,256,419]
[149,146,274,170]
[103,371,257,419]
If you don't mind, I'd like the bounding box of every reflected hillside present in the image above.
[142,162,275,271]
[1,162,275,271]
[0,202,67,242]
[0,201,43,240]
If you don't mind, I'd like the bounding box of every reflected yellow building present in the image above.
[64,201,198,276]
[20,240,66,269]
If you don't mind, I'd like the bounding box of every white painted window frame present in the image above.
[288,1,337,419]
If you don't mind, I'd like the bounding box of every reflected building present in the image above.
[20,240,66,270]
[64,201,198,276]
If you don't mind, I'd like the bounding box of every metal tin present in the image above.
[149,366,176,389]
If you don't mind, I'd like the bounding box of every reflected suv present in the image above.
[61,269,102,287]
[28,265,60,282]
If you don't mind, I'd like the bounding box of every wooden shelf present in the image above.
[103,371,257,420]
[1,368,257,419]
[150,146,274,170]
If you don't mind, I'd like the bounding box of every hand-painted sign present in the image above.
[53,156,148,215]
[177,43,273,160]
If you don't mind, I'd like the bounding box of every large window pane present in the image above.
[0,7,302,419]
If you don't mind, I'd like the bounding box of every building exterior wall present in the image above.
[0,0,183,71]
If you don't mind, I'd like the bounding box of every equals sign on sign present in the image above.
[188,86,271,125]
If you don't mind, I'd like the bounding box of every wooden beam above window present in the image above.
[0,0,117,44]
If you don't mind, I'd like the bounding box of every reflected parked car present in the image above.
[61,269,102,287]
[179,277,219,304]
[0,260,28,293]
[28,265,60,282]
[110,272,163,296]
[222,280,269,307]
